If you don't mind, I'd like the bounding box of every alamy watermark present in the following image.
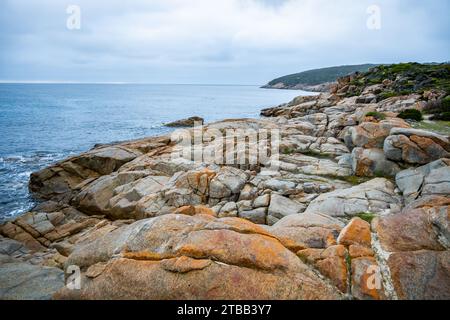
[66,5,81,30]
[170,122,280,169]
[366,265,382,290]
[367,5,381,30]
[64,5,381,33]
[66,265,81,290]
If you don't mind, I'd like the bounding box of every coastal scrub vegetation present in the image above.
[347,62,450,98]
[397,109,423,121]
[424,95,450,121]
[266,64,377,87]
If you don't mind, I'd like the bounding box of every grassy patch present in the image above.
[355,212,377,223]
[281,147,297,155]
[341,175,371,185]
[365,111,386,120]
[300,150,336,159]
[378,91,398,100]
[320,174,370,186]
[412,120,450,135]
[346,254,352,264]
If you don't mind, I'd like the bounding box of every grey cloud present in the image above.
[0,0,449,84]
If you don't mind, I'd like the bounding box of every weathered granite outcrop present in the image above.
[305,178,402,217]
[343,118,410,149]
[0,257,65,300]
[395,158,450,204]
[384,129,450,165]
[29,137,172,203]
[54,214,341,300]
[372,200,450,299]
[351,147,401,178]
[2,65,450,300]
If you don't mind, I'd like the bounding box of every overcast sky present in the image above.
[0,0,449,84]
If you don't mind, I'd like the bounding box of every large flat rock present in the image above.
[305,178,401,217]
[0,261,65,300]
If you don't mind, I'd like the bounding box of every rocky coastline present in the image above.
[0,64,449,300]
[261,82,334,92]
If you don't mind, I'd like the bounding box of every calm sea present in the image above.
[0,83,309,221]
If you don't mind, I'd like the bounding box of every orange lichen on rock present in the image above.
[337,217,372,247]
[160,256,212,273]
[122,250,174,261]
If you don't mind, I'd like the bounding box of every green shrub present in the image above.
[281,147,296,155]
[365,111,386,120]
[397,109,423,121]
[398,89,414,96]
[424,100,443,114]
[368,78,382,85]
[423,96,450,120]
[443,96,450,109]
[388,63,416,74]
[378,91,398,100]
[431,112,450,121]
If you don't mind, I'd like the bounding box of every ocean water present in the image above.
[0,83,308,221]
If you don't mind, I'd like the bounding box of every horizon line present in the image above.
[0,80,262,86]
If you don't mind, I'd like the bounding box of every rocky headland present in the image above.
[262,64,378,92]
[0,63,449,300]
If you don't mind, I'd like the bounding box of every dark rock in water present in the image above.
[165,116,204,127]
